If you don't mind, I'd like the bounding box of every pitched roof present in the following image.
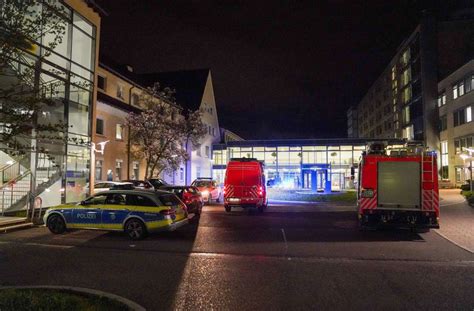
[138,69,210,111]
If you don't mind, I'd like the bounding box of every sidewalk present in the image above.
[436,189,474,253]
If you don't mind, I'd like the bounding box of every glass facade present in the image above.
[0,1,97,212]
[212,141,380,191]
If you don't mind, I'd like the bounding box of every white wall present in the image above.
[187,71,220,184]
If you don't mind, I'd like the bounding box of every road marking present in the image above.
[281,228,288,255]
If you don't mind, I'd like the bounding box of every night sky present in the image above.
[96,0,469,140]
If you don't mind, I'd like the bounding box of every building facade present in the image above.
[438,59,474,186]
[93,62,146,183]
[346,107,358,138]
[0,0,102,215]
[353,11,474,155]
[212,139,405,191]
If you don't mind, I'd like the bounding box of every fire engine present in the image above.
[357,141,439,230]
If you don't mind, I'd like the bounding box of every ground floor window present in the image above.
[132,161,139,180]
[115,160,123,181]
[95,160,102,181]
[456,167,462,183]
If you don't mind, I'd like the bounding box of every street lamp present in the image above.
[460,149,473,192]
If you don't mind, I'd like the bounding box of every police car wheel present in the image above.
[47,214,66,234]
[125,219,147,240]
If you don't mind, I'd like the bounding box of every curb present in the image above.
[433,230,474,254]
[0,285,146,311]
[269,200,355,208]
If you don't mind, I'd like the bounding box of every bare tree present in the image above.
[127,83,207,179]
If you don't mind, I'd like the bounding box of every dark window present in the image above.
[96,118,104,135]
[441,166,448,179]
[129,195,157,207]
[454,140,461,153]
[453,109,466,127]
[97,75,106,90]
[131,93,139,106]
[84,194,107,205]
[105,194,127,205]
[440,115,447,131]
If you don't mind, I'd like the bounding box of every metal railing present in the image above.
[1,170,31,216]
[0,160,21,188]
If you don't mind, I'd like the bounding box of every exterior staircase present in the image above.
[0,216,34,233]
[0,151,62,217]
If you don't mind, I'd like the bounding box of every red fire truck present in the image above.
[357,142,439,230]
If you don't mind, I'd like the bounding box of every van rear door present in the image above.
[226,162,244,198]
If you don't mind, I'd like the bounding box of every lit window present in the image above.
[401,49,410,66]
[437,92,446,107]
[117,85,124,99]
[459,81,465,96]
[467,106,472,123]
[403,106,410,124]
[402,86,411,104]
[453,85,458,99]
[401,68,411,86]
[116,124,123,140]
[403,125,414,140]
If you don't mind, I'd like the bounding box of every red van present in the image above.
[224,158,267,213]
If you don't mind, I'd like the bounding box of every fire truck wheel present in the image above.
[257,205,264,213]
[225,205,231,213]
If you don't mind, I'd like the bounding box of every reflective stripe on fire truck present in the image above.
[359,190,377,209]
[422,189,439,213]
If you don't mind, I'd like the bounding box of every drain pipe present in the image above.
[127,85,136,180]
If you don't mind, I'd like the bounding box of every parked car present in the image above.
[224,158,267,213]
[191,178,221,203]
[460,180,472,191]
[147,178,169,189]
[93,181,134,194]
[44,189,189,240]
[122,180,154,190]
[161,186,203,215]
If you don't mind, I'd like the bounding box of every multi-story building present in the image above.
[94,60,145,183]
[0,0,103,215]
[353,10,474,154]
[346,107,358,138]
[139,69,220,185]
[212,138,406,191]
[438,59,474,186]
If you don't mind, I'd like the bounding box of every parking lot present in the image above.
[0,201,473,310]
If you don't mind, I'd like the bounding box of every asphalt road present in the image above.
[0,203,473,310]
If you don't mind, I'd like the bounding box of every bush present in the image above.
[0,288,130,311]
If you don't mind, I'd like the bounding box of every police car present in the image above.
[43,189,190,240]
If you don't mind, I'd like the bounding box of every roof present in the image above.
[223,138,407,148]
[97,92,142,113]
[99,53,139,84]
[138,69,210,111]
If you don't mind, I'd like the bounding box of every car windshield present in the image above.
[192,181,212,187]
